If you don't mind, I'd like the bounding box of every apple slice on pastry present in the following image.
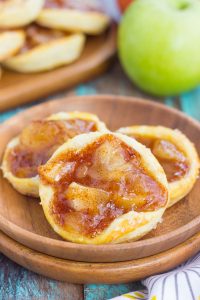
[0,0,44,28]
[38,132,168,244]
[3,24,85,72]
[117,126,199,207]
[1,112,107,197]
[37,0,110,35]
[0,30,25,61]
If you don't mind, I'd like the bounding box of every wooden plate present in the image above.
[0,27,116,112]
[0,229,200,284]
[0,95,199,263]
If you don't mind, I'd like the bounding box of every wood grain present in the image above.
[0,95,199,264]
[0,229,200,284]
[0,26,116,111]
[0,253,83,300]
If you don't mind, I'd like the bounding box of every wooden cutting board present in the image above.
[0,27,116,111]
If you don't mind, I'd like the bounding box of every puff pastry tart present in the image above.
[2,112,107,197]
[0,0,44,28]
[37,0,110,35]
[0,30,25,61]
[38,132,168,244]
[3,24,85,73]
[117,126,199,208]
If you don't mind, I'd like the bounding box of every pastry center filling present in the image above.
[44,0,104,12]
[20,25,66,53]
[39,135,168,238]
[129,135,189,182]
[8,118,97,178]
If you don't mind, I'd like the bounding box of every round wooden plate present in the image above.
[0,26,116,111]
[0,229,200,284]
[0,95,199,263]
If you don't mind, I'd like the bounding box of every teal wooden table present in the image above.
[0,61,200,300]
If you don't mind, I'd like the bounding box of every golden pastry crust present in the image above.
[39,132,169,244]
[117,126,199,207]
[0,0,44,28]
[0,30,25,61]
[37,5,110,35]
[1,112,108,197]
[3,30,85,73]
[2,136,40,197]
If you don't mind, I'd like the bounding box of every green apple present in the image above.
[118,0,200,96]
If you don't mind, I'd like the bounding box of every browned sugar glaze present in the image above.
[44,0,104,12]
[39,134,167,238]
[20,24,66,53]
[8,118,97,178]
[128,135,189,182]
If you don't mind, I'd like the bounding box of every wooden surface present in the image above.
[0,26,116,112]
[0,253,83,300]
[0,61,199,299]
[1,229,200,284]
[0,95,200,265]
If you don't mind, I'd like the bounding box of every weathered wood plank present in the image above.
[180,87,200,121]
[0,254,83,300]
[84,283,144,300]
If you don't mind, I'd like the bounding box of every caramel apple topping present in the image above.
[39,134,167,238]
[8,118,97,178]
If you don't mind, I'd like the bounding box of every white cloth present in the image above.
[110,252,200,300]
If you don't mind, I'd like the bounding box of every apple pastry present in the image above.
[39,132,168,244]
[117,126,199,207]
[37,0,110,35]
[0,0,44,28]
[3,24,85,73]
[0,30,25,61]
[2,112,107,197]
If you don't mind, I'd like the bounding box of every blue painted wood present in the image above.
[0,107,24,123]
[84,283,144,300]
[180,87,200,121]
[164,97,175,108]
[0,253,83,300]
[76,84,97,96]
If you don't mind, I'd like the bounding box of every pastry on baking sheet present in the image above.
[0,0,44,28]
[39,132,168,244]
[3,24,85,73]
[117,126,199,208]
[0,30,25,61]
[37,0,110,35]
[1,112,107,197]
